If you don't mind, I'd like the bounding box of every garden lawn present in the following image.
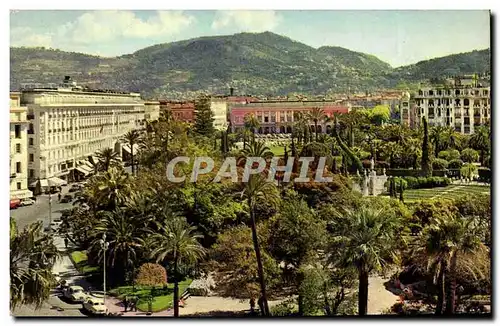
[268,145,285,156]
[70,250,99,274]
[402,184,490,203]
[109,279,192,313]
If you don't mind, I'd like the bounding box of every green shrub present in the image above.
[135,263,168,287]
[448,159,464,169]
[396,176,451,190]
[432,158,449,170]
[271,299,297,316]
[438,149,460,161]
[461,148,480,163]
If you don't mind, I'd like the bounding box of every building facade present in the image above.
[409,84,490,134]
[144,101,160,121]
[22,79,145,186]
[10,92,33,200]
[160,100,195,123]
[210,97,229,131]
[230,101,350,134]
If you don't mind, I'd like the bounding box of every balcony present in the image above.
[28,129,34,134]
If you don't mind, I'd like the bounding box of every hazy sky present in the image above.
[10,10,490,67]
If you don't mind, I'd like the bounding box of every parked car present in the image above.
[83,297,108,315]
[10,199,20,210]
[63,285,87,303]
[61,209,72,218]
[50,219,62,230]
[69,184,81,193]
[60,194,73,203]
[20,198,35,206]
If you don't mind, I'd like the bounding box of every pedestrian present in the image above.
[123,296,128,312]
[250,297,256,314]
[133,297,138,312]
[64,238,69,248]
[58,193,61,201]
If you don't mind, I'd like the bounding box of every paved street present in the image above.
[10,186,75,230]
[11,184,89,317]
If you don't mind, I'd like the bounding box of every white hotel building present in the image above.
[22,78,145,189]
[405,77,490,134]
[10,92,33,200]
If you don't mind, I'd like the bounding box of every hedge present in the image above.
[386,176,451,191]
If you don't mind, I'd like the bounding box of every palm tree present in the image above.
[239,174,280,316]
[244,114,260,142]
[95,167,132,210]
[10,219,60,310]
[92,208,148,283]
[469,126,490,166]
[150,216,206,318]
[430,126,448,157]
[122,130,142,175]
[241,140,273,160]
[414,215,487,315]
[96,148,120,172]
[308,107,326,142]
[329,206,402,316]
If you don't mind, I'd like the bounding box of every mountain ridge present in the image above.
[10,31,490,98]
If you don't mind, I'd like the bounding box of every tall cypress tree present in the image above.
[194,96,215,136]
[421,117,432,177]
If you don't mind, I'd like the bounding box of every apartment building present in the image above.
[10,92,33,200]
[409,79,490,134]
[230,100,350,134]
[22,77,145,187]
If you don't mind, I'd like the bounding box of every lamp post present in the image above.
[48,191,52,228]
[99,234,109,306]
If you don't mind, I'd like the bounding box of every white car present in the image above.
[83,297,108,315]
[63,285,88,302]
[20,198,35,206]
[50,219,62,230]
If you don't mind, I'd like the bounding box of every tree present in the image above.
[150,216,206,318]
[239,174,280,316]
[469,126,490,166]
[430,126,448,157]
[240,140,273,162]
[328,204,403,315]
[308,107,326,142]
[267,193,327,315]
[10,219,59,310]
[370,105,390,125]
[244,114,260,142]
[91,208,148,284]
[122,130,142,175]
[413,214,487,315]
[96,147,120,172]
[460,163,478,181]
[461,148,480,163]
[95,167,132,210]
[194,96,215,136]
[421,117,432,177]
[332,117,363,172]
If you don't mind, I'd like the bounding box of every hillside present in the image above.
[391,49,490,81]
[9,32,491,99]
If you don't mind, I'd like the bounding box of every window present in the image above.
[29,154,34,162]
[29,138,34,146]
[29,169,34,178]
[14,125,21,138]
[17,182,21,190]
[16,144,21,153]
[16,162,21,173]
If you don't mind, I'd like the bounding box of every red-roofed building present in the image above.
[229,101,350,134]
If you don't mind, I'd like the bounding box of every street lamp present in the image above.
[99,234,109,307]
